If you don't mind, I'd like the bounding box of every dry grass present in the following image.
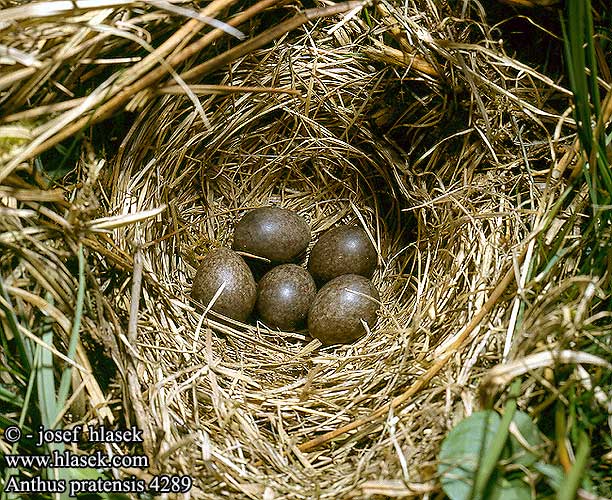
[1,0,610,498]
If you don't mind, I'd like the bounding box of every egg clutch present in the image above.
[190,207,379,345]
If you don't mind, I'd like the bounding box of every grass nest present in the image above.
[1,0,611,498]
[100,8,540,496]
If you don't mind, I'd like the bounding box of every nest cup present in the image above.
[109,42,418,493]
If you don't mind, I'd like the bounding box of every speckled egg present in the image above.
[233,207,311,263]
[308,226,377,284]
[256,264,316,330]
[307,274,379,345]
[191,247,256,322]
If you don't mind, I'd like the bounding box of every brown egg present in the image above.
[308,226,377,284]
[307,274,379,345]
[191,247,256,322]
[233,207,311,263]
[256,264,316,330]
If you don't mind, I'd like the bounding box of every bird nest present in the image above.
[103,22,529,498]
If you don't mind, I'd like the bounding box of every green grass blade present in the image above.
[35,296,72,499]
[472,379,521,499]
[584,4,601,121]
[57,243,86,410]
[0,385,23,406]
[557,432,590,500]
[36,312,58,431]
[564,0,592,151]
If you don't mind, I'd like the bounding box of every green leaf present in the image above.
[438,408,541,500]
[534,462,564,491]
[473,381,521,498]
[438,410,501,500]
[489,478,532,500]
[508,410,543,467]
